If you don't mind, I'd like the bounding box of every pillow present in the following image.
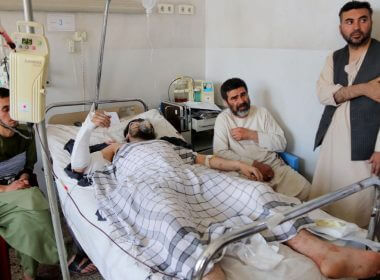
[91,109,183,143]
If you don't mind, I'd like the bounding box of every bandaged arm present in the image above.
[71,115,109,174]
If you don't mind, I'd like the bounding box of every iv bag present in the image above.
[142,0,157,14]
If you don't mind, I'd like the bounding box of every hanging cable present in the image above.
[0,120,32,140]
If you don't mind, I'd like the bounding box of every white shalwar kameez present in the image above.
[310,50,380,228]
[214,106,311,200]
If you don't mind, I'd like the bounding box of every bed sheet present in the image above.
[46,109,347,280]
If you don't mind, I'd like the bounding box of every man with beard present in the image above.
[213,78,311,200]
[310,1,380,228]
[0,87,59,280]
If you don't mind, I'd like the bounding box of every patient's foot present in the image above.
[318,245,380,278]
[287,229,380,279]
[202,263,226,280]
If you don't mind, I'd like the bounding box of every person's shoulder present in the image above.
[216,108,230,120]
[252,105,268,114]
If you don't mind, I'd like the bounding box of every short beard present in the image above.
[341,27,371,48]
[229,100,250,118]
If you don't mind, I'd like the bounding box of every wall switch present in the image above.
[178,4,194,15]
[158,3,174,14]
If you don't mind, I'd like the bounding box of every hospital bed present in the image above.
[45,98,379,280]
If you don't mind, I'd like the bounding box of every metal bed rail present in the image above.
[45,98,148,114]
[192,176,380,280]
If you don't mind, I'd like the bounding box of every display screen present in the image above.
[22,38,32,45]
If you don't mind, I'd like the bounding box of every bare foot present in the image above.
[287,230,380,279]
[202,263,226,280]
[68,254,98,275]
[318,246,380,278]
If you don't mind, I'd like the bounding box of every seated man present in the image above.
[213,77,311,200]
[70,110,380,280]
[0,88,59,280]
[0,88,96,279]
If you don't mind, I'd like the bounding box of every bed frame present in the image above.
[192,176,380,280]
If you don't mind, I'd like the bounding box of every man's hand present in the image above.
[239,163,264,181]
[365,77,380,103]
[252,160,274,182]
[369,152,380,176]
[92,111,111,128]
[231,127,258,142]
[5,179,30,192]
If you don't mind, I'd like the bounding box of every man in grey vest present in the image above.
[310,1,380,228]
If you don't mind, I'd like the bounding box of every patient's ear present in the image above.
[222,99,228,108]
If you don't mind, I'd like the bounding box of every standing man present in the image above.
[0,87,59,280]
[213,78,311,200]
[310,1,380,227]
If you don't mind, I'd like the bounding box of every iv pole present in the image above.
[22,0,70,279]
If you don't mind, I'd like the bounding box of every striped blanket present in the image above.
[92,140,313,279]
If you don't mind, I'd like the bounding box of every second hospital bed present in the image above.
[45,99,378,280]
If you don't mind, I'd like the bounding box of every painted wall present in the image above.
[205,0,380,179]
[0,0,205,190]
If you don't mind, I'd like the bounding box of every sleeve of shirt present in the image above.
[213,114,254,165]
[257,108,287,152]
[316,54,342,107]
[24,133,37,173]
[375,129,380,152]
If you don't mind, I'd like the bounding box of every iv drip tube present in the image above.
[95,0,111,108]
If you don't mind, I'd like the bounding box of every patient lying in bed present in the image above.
[69,110,380,280]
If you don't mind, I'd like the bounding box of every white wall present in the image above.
[205,0,380,180]
[0,0,205,110]
[0,0,205,189]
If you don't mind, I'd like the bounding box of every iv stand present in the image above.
[22,0,70,279]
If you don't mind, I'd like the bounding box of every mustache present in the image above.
[237,102,249,111]
[350,31,364,37]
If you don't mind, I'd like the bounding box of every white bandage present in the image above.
[71,106,96,171]
[205,155,214,168]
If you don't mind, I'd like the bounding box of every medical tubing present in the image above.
[0,30,16,50]
[0,119,32,139]
[95,0,111,106]
[63,191,180,279]
[145,14,154,63]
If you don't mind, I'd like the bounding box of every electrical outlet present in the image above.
[73,31,87,42]
[158,3,174,14]
[178,4,194,15]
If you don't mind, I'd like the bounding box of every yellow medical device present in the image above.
[9,21,49,123]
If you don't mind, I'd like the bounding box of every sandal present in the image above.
[68,254,98,276]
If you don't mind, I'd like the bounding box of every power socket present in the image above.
[73,31,87,42]
[178,4,194,15]
[158,3,174,14]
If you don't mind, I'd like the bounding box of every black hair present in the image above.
[339,1,373,19]
[123,118,156,140]
[220,78,248,101]
[0,87,9,99]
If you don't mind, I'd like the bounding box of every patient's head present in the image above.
[123,118,156,142]
[221,78,251,118]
